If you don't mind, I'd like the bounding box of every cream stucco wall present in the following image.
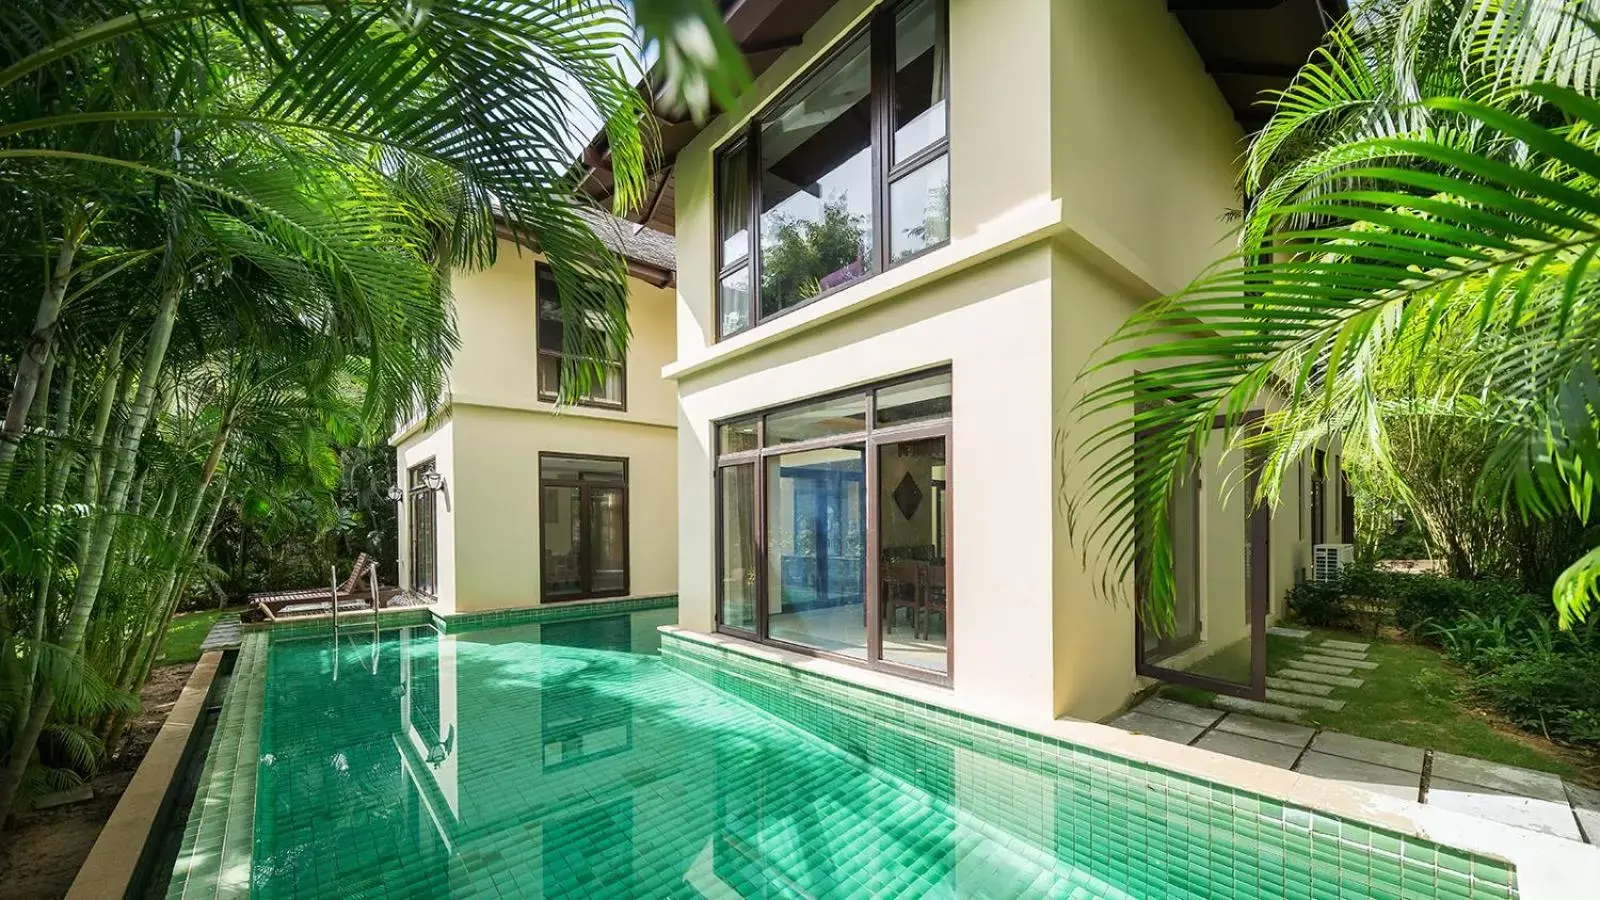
[397,416,459,611]
[395,241,679,614]
[669,0,1317,721]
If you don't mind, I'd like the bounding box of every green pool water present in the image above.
[247,609,1513,899]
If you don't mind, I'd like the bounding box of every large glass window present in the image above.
[540,454,628,601]
[536,264,625,408]
[715,0,950,339]
[713,368,952,680]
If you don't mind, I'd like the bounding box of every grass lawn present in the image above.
[1159,626,1588,781]
[155,607,230,666]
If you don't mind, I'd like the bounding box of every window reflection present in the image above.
[758,33,875,317]
[766,445,868,659]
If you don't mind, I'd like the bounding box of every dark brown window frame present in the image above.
[713,367,954,685]
[1311,449,1327,546]
[538,451,631,603]
[407,458,439,598]
[534,263,628,410]
[713,0,952,342]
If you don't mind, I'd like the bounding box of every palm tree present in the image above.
[1070,2,1600,635]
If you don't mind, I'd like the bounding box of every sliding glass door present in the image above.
[714,369,952,681]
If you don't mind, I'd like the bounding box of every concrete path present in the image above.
[1110,697,1593,843]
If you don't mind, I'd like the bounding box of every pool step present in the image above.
[1266,689,1347,712]
[1212,695,1303,722]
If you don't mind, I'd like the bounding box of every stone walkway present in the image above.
[198,614,241,652]
[1112,695,1599,843]
[1211,635,1378,722]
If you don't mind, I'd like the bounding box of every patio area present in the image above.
[1112,695,1600,843]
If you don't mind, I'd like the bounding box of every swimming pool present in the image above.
[172,605,1525,898]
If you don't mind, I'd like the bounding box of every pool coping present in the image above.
[165,632,267,900]
[65,652,223,900]
[240,593,678,639]
[660,625,1600,900]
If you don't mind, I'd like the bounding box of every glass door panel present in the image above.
[876,436,949,673]
[588,487,626,594]
[717,465,759,632]
[765,445,867,659]
[542,485,583,600]
[1135,413,1269,700]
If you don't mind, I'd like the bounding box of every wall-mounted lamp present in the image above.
[386,484,405,503]
[422,470,445,492]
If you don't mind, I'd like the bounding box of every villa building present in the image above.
[391,211,681,615]
[575,0,1351,721]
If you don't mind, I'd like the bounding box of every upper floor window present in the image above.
[536,263,626,408]
[715,0,950,340]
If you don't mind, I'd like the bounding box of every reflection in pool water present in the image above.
[252,609,1115,898]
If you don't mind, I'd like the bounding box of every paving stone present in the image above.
[1296,751,1420,802]
[1299,653,1380,670]
[1429,751,1568,803]
[1214,713,1315,748]
[1109,711,1205,744]
[1310,647,1370,662]
[1266,626,1311,639]
[1213,694,1303,722]
[1266,689,1347,711]
[1320,639,1371,652]
[31,784,93,810]
[1265,676,1336,697]
[1277,668,1364,689]
[1309,731,1425,773]
[1133,697,1224,728]
[1567,783,1600,844]
[1286,659,1357,676]
[1426,779,1582,840]
[1194,730,1302,769]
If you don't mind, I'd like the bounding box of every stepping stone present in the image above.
[1311,647,1369,662]
[1266,676,1336,697]
[1566,783,1600,844]
[1267,689,1347,711]
[31,785,93,810]
[1110,711,1205,745]
[1319,639,1370,652]
[1287,659,1357,676]
[1213,695,1303,722]
[1134,697,1224,728]
[1426,779,1582,840]
[1429,751,1568,803]
[1267,626,1311,639]
[1300,653,1380,671]
[1309,732,1425,773]
[1195,730,1302,769]
[1215,713,1315,748]
[1278,668,1364,688]
[1297,751,1420,802]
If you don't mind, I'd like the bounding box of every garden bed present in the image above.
[0,664,193,899]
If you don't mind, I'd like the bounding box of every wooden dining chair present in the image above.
[881,560,923,634]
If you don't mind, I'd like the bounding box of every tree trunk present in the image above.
[19,360,78,722]
[0,212,87,496]
[0,281,180,829]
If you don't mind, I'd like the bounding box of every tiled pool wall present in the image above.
[662,631,1520,900]
[428,593,678,634]
[165,631,267,900]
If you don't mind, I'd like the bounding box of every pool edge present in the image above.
[660,625,1600,900]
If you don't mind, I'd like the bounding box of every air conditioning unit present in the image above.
[1313,544,1355,581]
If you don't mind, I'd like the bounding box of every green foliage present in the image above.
[1290,567,1600,744]
[758,198,870,316]
[1069,0,1600,637]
